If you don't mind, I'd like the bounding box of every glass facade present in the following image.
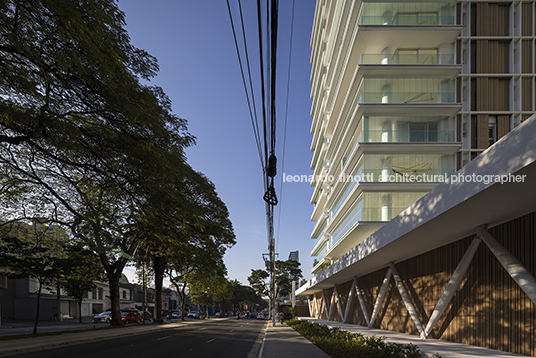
[357,78,456,104]
[329,192,427,247]
[357,2,454,26]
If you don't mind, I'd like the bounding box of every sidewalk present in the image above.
[259,321,330,358]
[299,318,530,358]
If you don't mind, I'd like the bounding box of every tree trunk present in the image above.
[78,299,82,323]
[33,279,42,334]
[153,255,166,324]
[108,271,122,326]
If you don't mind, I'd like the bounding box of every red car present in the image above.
[121,309,142,324]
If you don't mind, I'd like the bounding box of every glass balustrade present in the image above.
[360,54,455,65]
[358,15,455,25]
[359,129,456,142]
[358,91,455,104]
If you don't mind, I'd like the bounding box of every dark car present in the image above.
[249,312,257,319]
[121,309,142,324]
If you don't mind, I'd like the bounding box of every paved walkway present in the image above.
[299,318,530,358]
[259,321,330,358]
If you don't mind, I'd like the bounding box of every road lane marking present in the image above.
[207,338,216,343]
[157,336,172,340]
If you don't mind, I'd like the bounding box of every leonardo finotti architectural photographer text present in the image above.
[282,173,527,185]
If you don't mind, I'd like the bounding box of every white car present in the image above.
[93,311,112,323]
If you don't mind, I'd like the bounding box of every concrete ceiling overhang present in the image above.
[298,115,536,295]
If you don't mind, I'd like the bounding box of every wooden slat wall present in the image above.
[497,115,510,139]
[522,77,533,111]
[476,114,489,149]
[522,40,532,74]
[475,3,509,36]
[523,2,533,36]
[475,40,509,74]
[334,212,536,356]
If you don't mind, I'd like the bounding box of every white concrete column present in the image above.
[356,280,371,326]
[476,226,536,306]
[381,47,392,65]
[423,238,481,338]
[369,268,392,328]
[343,278,357,324]
[382,11,392,25]
[381,84,392,104]
[389,262,424,336]
[328,288,337,321]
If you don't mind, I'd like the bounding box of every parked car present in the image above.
[121,309,142,324]
[214,311,225,318]
[169,310,180,319]
[92,311,112,323]
[249,312,257,319]
[187,311,201,319]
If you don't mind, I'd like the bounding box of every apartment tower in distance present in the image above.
[300,1,536,355]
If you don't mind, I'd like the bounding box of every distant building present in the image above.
[288,250,299,262]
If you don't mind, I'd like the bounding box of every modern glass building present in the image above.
[301,1,536,355]
[308,0,534,274]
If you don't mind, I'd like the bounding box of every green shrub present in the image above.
[286,319,441,358]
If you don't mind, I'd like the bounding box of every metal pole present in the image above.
[271,238,276,327]
[291,280,296,307]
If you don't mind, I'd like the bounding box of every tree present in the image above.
[167,238,231,321]
[1,0,194,326]
[0,221,68,333]
[58,247,103,323]
[275,260,303,299]
[248,260,303,304]
[248,269,270,298]
[145,167,235,323]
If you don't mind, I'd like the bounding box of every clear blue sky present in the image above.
[118,1,317,286]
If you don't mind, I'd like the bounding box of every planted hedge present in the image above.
[286,319,441,358]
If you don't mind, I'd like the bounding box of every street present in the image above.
[2,318,266,358]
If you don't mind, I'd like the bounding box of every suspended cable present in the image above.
[276,0,295,247]
[237,0,263,160]
[226,0,264,169]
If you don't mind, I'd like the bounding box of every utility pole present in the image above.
[270,238,276,327]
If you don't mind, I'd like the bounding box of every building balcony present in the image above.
[360,54,455,65]
[358,15,455,26]
[356,55,461,79]
[359,129,456,143]
[311,234,329,257]
[359,91,455,104]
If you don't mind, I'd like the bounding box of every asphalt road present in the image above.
[4,318,266,358]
